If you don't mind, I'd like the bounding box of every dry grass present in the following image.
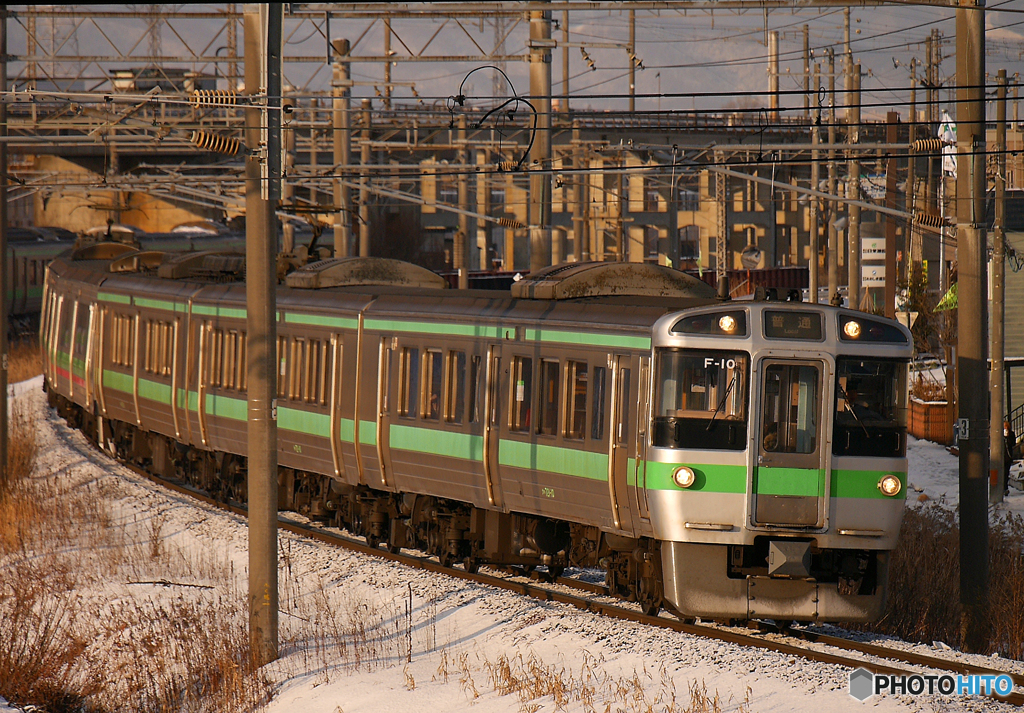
[865,504,1024,658]
[0,403,272,712]
[8,336,42,384]
[909,373,946,402]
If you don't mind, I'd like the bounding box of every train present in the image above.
[41,241,913,622]
[5,227,245,334]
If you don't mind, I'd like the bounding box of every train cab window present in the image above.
[537,359,560,436]
[445,350,467,424]
[591,366,607,440]
[833,358,906,458]
[510,356,533,433]
[399,347,420,418]
[564,361,588,439]
[652,349,749,450]
[423,350,443,420]
[761,364,819,454]
[468,356,482,424]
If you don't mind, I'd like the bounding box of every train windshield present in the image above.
[652,349,749,451]
[833,357,906,458]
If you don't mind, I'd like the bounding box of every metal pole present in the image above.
[809,64,820,304]
[476,147,491,270]
[562,9,569,114]
[884,112,898,319]
[244,2,279,664]
[990,68,1007,505]
[847,66,861,309]
[955,0,989,653]
[529,8,552,272]
[0,7,8,494]
[456,114,469,288]
[628,9,636,114]
[383,16,392,110]
[332,39,352,257]
[802,24,809,119]
[572,120,584,263]
[769,31,779,123]
[359,98,371,257]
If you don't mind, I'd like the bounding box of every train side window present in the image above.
[112,314,135,368]
[538,359,560,436]
[224,330,238,389]
[399,347,420,417]
[308,339,327,405]
[237,332,248,392]
[564,360,588,439]
[423,350,443,420]
[591,366,607,440]
[445,350,466,424]
[510,356,533,433]
[276,336,288,397]
[616,367,632,445]
[468,355,482,424]
[209,328,224,387]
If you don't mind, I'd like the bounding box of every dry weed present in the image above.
[8,337,42,384]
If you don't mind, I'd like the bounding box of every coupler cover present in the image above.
[768,540,811,577]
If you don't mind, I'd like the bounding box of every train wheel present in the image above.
[463,557,479,574]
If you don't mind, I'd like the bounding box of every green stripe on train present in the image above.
[523,328,650,351]
[284,313,358,330]
[364,318,506,339]
[498,439,608,480]
[830,469,907,500]
[644,461,747,493]
[98,292,131,305]
[390,424,483,460]
[754,467,824,497]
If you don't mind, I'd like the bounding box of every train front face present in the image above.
[646,303,912,622]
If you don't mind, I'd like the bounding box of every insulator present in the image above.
[191,89,239,108]
[914,212,949,228]
[497,161,519,172]
[911,138,945,152]
[189,130,242,156]
[496,217,525,229]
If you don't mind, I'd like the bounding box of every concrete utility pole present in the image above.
[528,9,552,272]
[359,98,371,257]
[244,2,280,664]
[990,68,1007,505]
[383,17,392,110]
[332,39,352,257]
[847,65,861,310]
[883,112,898,319]
[0,7,8,492]
[955,0,989,654]
[562,10,570,114]
[809,64,821,304]
[827,50,840,306]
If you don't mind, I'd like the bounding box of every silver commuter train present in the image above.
[40,246,912,622]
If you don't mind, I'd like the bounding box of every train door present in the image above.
[752,359,828,528]
[328,334,347,479]
[608,354,635,532]
[482,345,502,507]
[375,336,394,487]
[632,355,652,521]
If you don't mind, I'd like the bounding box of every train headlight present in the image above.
[672,466,696,489]
[718,315,738,334]
[843,320,862,339]
[878,474,902,497]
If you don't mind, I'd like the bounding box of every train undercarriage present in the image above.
[49,388,668,617]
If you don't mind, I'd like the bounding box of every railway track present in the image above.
[117,454,1024,707]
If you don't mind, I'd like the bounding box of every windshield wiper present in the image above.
[836,382,870,438]
[706,373,738,431]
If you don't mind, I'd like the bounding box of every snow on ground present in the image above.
[9,379,1023,712]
